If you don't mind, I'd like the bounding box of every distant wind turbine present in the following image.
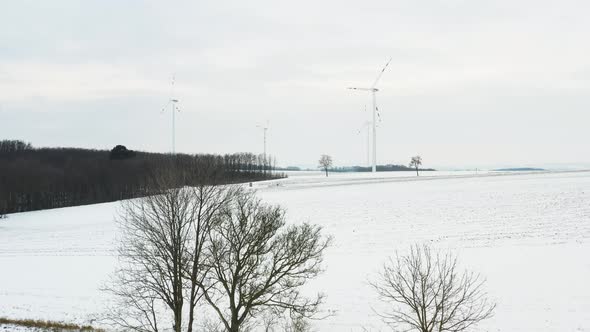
[256,121,269,160]
[348,58,392,172]
[161,75,181,154]
[257,121,270,173]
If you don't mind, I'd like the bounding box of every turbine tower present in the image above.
[356,105,371,167]
[360,121,371,167]
[257,122,269,159]
[162,75,181,154]
[257,122,269,173]
[348,58,392,172]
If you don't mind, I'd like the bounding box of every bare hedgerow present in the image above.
[371,245,495,332]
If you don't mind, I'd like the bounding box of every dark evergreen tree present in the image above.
[110,145,136,160]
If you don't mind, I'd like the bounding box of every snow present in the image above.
[1,170,589,331]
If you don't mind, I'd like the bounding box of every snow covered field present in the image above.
[1,170,589,331]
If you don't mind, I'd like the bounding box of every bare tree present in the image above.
[261,309,312,332]
[184,184,239,332]
[409,156,422,176]
[318,155,333,177]
[371,245,495,332]
[200,190,331,332]
[104,168,236,332]
[282,314,313,332]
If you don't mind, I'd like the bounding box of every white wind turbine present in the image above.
[256,121,269,160]
[161,75,181,154]
[256,121,270,172]
[348,58,392,172]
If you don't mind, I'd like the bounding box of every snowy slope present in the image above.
[1,171,589,331]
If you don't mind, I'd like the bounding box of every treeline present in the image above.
[331,164,436,172]
[0,140,283,214]
[0,139,33,153]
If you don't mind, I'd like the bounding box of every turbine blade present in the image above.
[161,100,171,113]
[371,57,392,88]
[170,74,176,97]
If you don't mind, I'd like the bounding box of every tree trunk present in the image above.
[174,309,182,332]
[415,167,419,176]
[230,314,240,332]
[325,168,328,177]
[187,294,195,332]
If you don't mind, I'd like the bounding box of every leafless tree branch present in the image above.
[200,190,332,332]
[370,245,495,332]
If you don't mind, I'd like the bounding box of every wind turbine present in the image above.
[256,121,269,159]
[256,121,270,172]
[161,75,181,154]
[348,58,392,172]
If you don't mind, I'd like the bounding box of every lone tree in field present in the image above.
[104,166,237,332]
[318,155,333,177]
[371,245,495,332]
[200,190,331,332]
[409,156,422,176]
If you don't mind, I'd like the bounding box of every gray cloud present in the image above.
[1,0,589,168]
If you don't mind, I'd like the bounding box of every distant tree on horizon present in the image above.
[318,155,333,177]
[109,145,136,160]
[409,156,422,176]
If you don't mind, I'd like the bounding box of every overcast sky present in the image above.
[1,0,589,169]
